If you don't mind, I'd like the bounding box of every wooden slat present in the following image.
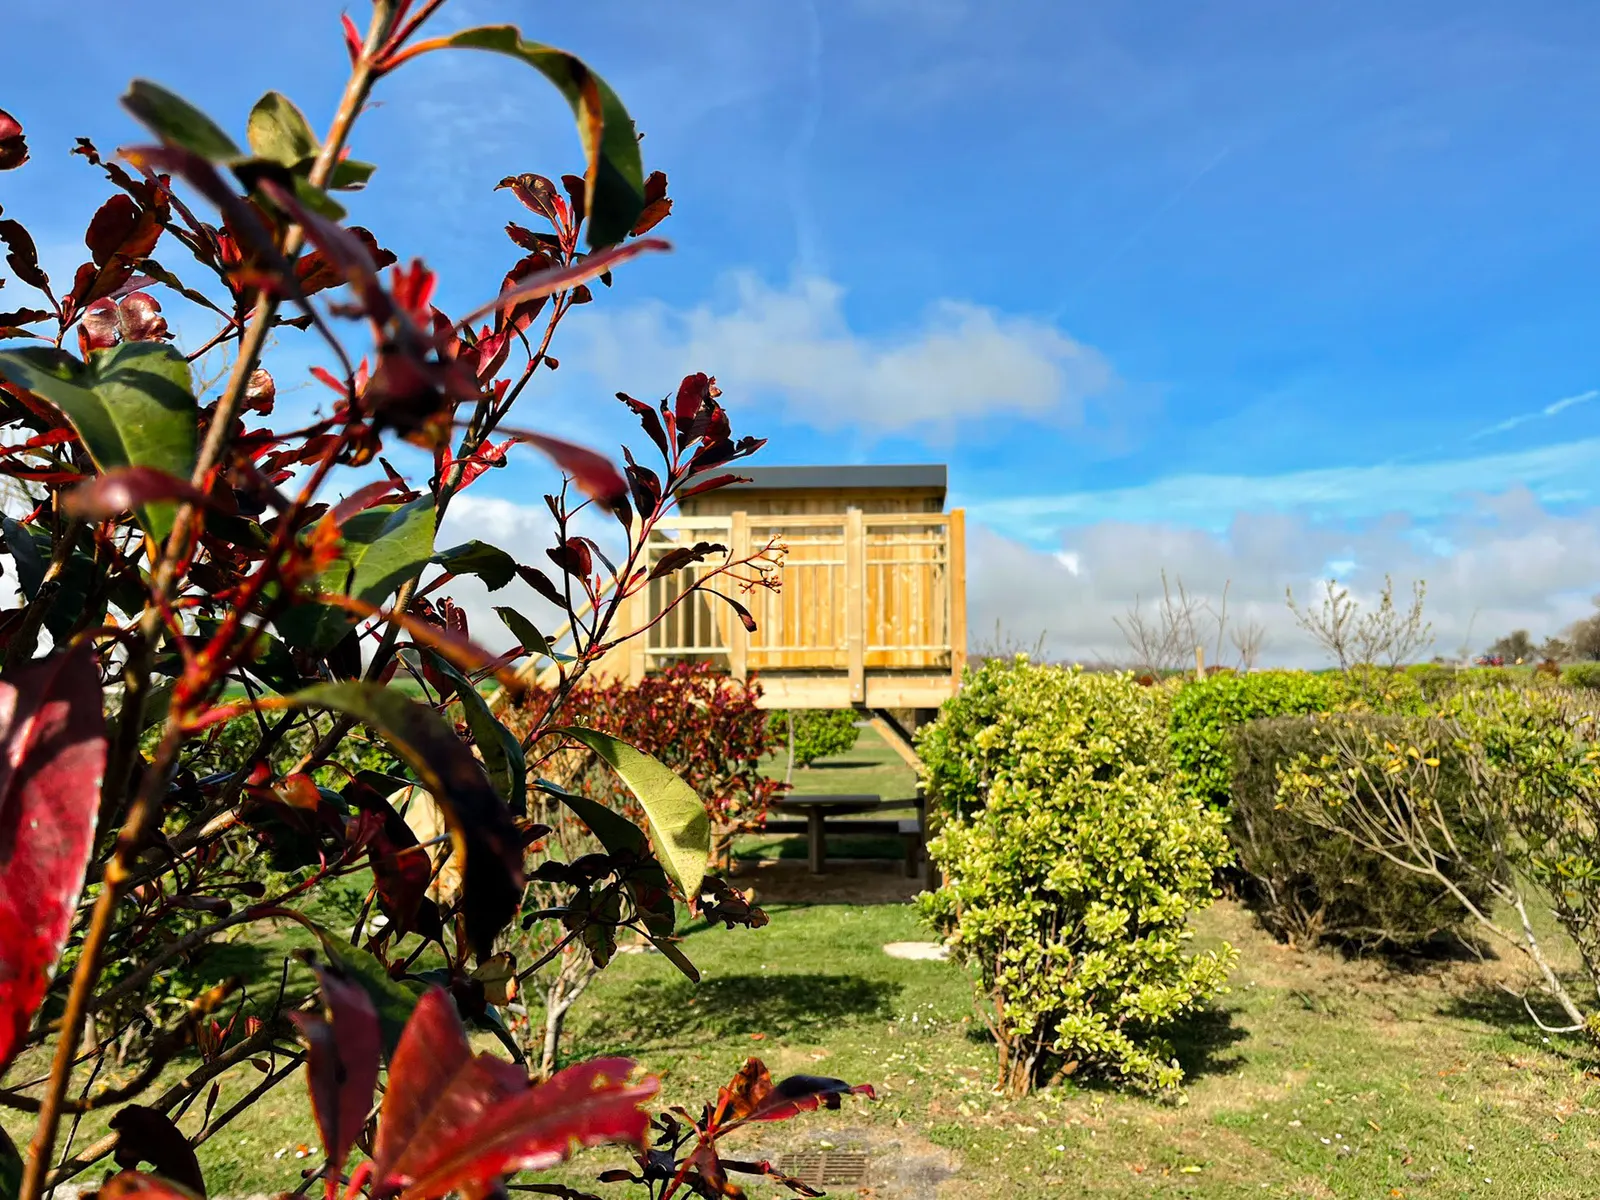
[729,510,749,681]
[845,508,865,704]
[949,507,967,686]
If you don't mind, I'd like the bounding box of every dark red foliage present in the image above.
[0,109,27,171]
[64,466,205,521]
[0,644,107,1074]
[0,19,818,1200]
[611,1059,874,1199]
[292,961,382,1183]
[366,989,657,1200]
[109,1107,206,1196]
[68,191,168,316]
[509,663,785,856]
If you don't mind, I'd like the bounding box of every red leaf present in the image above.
[64,467,206,522]
[373,988,472,1168]
[244,368,276,414]
[81,299,121,351]
[341,12,364,64]
[747,1073,876,1123]
[375,1052,656,1200]
[96,1171,203,1200]
[675,473,749,503]
[114,296,164,340]
[0,210,51,292]
[0,109,27,171]
[710,1059,874,1132]
[292,960,382,1181]
[345,781,434,936]
[513,433,628,514]
[454,239,669,332]
[503,223,559,254]
[296,227,397,297]
[326,479,404,528]
[71,193,166,312]
[630,172,672,237]
[496,174,566,227]
[0,643,107,1074]
[117,291,173,342]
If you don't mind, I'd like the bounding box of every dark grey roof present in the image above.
[717,465,947,492]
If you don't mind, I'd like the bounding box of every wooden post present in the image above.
[807,807,826,875]
[1195,644,1206,681]
[948,508,967,688]
[729,510,749,681]
[845,507,865,704]
[627,514,649,685]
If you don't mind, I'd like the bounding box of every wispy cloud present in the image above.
[972,438,1600,542]
[1470,389,1597,440]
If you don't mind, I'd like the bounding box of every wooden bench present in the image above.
[763,792,927,878]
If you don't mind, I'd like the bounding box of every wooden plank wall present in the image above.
[635,508,965,685]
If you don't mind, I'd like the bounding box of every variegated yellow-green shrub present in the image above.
[918,659,1235,1094]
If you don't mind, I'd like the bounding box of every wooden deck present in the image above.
[623,508,966,710]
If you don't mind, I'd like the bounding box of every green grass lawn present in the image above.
[12,731,1600,1197]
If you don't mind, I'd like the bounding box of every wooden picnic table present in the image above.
[766,792,927,877]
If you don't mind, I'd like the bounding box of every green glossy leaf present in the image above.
[535,780,675,937]
[434,540,517,591]
[4,521,105,641]
[646,932,700,983]
[550,726,710,899]
[198,615,302,694]
[285,915,420,1058]
[425,651,527,816]
[327,158,376,191]
[247,91,317,166]
[282,682,523,957]
[123,80,242,161]
[441,26,645,248]
[277,497,436,650]
[0,344,196,541]
[495,605,572,663]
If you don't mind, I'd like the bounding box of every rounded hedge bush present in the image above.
[1562,662,1600,691]
[919,659,1235,1094]
[1229,714,1496,950]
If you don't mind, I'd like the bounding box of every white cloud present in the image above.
[573,273,1116,435]
[968,488,1600,668]
[433,494,623,656]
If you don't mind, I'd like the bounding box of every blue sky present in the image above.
[8,0,1600,662]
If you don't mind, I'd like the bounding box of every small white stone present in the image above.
[882,941,949,961]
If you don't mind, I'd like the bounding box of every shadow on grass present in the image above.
[1436,985,1599,1059]
[582,972,901,1051]
[1165,1004,1251,1080]
[958,1004,1250,1086]
[740,836,907,863]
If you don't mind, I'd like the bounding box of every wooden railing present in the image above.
[631,509,966,703]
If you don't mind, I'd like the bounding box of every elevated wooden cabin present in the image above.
[621,464,966,715]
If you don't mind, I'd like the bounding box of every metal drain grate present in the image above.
[774,1151,869,1188]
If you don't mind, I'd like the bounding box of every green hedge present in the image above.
[1562,662,1600,691]
[1230,715,1495,950]
[769,708,861,767]
[1169,671,1357,810]
[1169,668,1428,810]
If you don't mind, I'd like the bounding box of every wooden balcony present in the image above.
[622,507,967,710]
